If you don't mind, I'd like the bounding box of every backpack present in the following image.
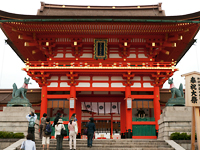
[45,124,52,135]
[29,116,35,127]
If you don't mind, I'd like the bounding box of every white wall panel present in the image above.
[54,53,63,58]
[60,76,69,80]
[78,76,90,80]
[127,54,136,58]
[65,53,75,58]
[93,76,109,81]
[111,83,125,87]
[60,82,70,87]
[80,53,93,58]
[111,76,123,81]
[143,76,153,81]
[48,76,58,80]
[77,82,90,87]
[132,76,141,81]
[92,83,109,87]
[138,54,148,58]
[131,83,141,87]
[143,83,153,87]
[109,54,121,58]
[48,82,58,87]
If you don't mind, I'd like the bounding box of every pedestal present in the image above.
[0,107,39,139]
[158,106,192,140]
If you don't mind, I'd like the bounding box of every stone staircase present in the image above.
[30,139,175,150]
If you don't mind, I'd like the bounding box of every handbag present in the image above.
[75,124,78,134]
[83,128,88,135]
[61,128,68,136]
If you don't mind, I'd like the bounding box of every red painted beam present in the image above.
[132,121,156,125]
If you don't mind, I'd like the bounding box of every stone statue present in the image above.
[166,78,185,106]
[7,77,32,107]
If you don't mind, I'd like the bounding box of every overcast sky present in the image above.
[0,0,200,89]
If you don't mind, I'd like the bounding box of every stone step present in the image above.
[33,147,175,150]
[36,143,170,147]
[16,139,175,150]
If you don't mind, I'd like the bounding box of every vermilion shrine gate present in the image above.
[1,3,200,139]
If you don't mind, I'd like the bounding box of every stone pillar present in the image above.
[158,106,192,140]
[0,107,39,139]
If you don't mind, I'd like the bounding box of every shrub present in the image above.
[0,131,24,139]
[13,133,24,138]
[170,132,181,140]
[170,132,196,140]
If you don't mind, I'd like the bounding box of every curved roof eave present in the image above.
[1,9,200,21]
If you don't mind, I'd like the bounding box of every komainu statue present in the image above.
[166,78,185,106]
[7,77,32,107]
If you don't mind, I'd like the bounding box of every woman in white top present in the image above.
[20,133,36,150]
[55,118,65,150]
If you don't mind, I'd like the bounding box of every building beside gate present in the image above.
[0,2,200,139]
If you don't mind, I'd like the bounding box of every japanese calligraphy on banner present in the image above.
[182,71,200,107]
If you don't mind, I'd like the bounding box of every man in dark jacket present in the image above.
[86,117,96,148]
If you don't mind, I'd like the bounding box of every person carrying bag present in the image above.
[68,117,77,150]
[55,119,65,150]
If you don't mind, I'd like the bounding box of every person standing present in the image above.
[42,117,51,150]
[20,133,36,150]
[86,117,96,148]
[26,112,37,141]
[40,113,47,139]
[53,112,61,127]
[68,117,77,150]
[55,118,65,150]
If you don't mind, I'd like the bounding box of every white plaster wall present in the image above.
[93,76,109,81]
[92,83,109,87]
[65,53,75,58]
[60,82,70,87]
[60,76,69,80]
[80,53,93,58]
[143,83,153,87]
[78,76,90,80]
[77,82,90,87]
[109,54,121,58]
[111,76,123,81]
[132,76,141,81]
[111,83,125,87]
[54,53,64,58]
[131,83,141,87]
[48,82,58,87]
[48,76,58,80]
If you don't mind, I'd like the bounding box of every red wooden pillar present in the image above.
[120,100,126,134]
[125,86,132,130]
[69,85,76,119]
[153,86,161,132]
[76,99,81,134]
[40,86,47,121]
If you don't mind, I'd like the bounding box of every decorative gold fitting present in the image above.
[179,35,183,40]
[124,42,127,46]
[46,42,49,46]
